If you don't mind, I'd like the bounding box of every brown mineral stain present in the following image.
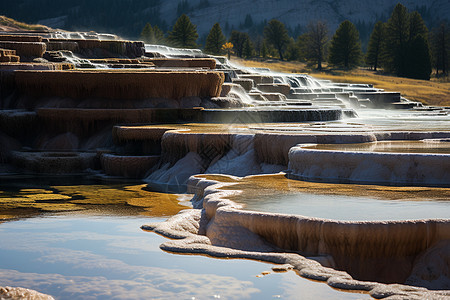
[0,183,189,221]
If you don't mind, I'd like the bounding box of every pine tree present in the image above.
[242,38,254,58]
[264,19,290,60]
[140,23,154,44]
[230,30,250,58]
[261,40,268,58]
[204,23,226,55]
[382,3,410,76]
[405,11,431,79]
[296,33,309,62]
[305,21,329,70]
[285,39,300,61]
[244,14,253,28]
[431,22,450,76]
[382,4,431,79]
[328,20,362,69]
[409,11,428,40]
[167,14,198,48]
[366,21,384,71]
[152,25,165,45]
[405,35,432,80]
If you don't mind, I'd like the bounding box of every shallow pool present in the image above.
[0,177,369,299]
[221,174,450,221]
[307,140,450,154]
[236,192,450,221]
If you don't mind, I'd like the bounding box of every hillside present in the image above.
[0,15,50,32]
[1,0,448,40]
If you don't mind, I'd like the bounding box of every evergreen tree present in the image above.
[305,21,329,70]
[366,21,384,71]
[295,33,309,62]
[328,20,362,69]
[152,25,165,45]
[167,14,198,48]
[382,3,410,76]
[405,11,431,79]
[242,38,254,58]
[409,11,428,40]
[264,19,290,60]
[405,35,432,79]
[230,30,250,57]
[382,4,431,79]
[261,40,269,58]
[204,23,226,55]
[252,36,263,57]
[285,39,300,61]
[244,14,253,28]
[431,22,449,76]
[140,23,154,44]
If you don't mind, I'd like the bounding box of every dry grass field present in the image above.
[0,16,49,32]
[232,57,450,107]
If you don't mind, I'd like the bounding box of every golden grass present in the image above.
[15,70,224,100]
[232,57,450,107]
[232,57,308,74]
[0,15,50,31]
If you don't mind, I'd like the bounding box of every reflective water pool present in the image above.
[221,174,450,221]
[307,140,450,154]
[0,178,369,299]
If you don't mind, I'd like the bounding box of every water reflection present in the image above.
[0,179,368,299]
[219,174,450,221]
[308,140,450,154]
[0,176,188,221]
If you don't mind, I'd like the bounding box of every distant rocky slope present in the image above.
[1,0,449,38]
[162,0,450,35]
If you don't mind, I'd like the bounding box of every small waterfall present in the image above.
[45,31,120,41]
[145,44,206,58]
[227,84,254,106]
[60,52,107,68]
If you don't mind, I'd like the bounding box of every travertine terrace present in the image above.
[0,29,449,299]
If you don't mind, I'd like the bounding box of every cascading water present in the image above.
[60,51,108,69]
[145,44,206,58]
[134,47,450,298]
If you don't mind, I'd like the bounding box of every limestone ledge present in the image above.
[0,286,54,300]
[142,174,450,299]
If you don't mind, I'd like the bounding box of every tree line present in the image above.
[141,3,449,80]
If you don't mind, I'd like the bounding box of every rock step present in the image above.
[100,154,160,179]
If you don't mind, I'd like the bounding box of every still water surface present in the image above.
[0,177,368,299]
